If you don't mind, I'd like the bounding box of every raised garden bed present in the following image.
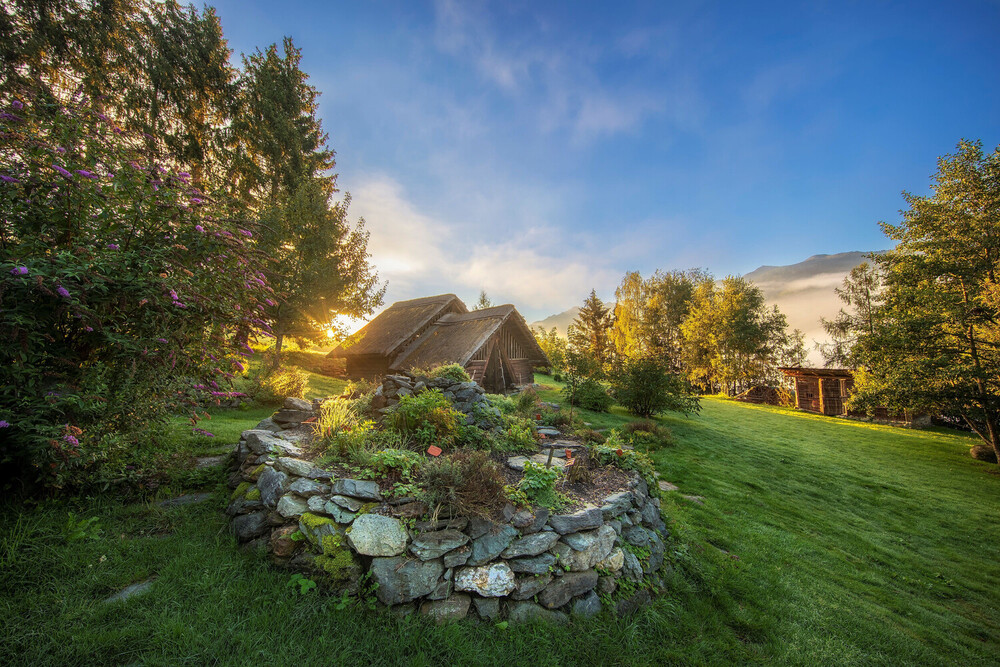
[226,372,671,623]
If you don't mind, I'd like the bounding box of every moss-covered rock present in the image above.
[230,481,250,502]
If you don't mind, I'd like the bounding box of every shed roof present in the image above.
[329,294,466,358]
[392,304,548,370]
[779,367,854,379]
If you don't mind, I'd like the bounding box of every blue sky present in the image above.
[208,0,999,322]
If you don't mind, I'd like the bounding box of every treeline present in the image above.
[534,269,806,414]
[0,1,382,489]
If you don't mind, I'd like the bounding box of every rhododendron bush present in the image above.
[0,94,270,489]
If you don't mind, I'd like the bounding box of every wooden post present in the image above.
[818,378,827,415]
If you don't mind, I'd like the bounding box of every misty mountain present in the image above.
[530,252,881,365]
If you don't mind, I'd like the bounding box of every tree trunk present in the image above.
[273,332,284,368]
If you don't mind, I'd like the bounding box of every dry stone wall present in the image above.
[227,397,670,623]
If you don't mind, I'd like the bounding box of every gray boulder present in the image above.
[538,570,598,609]
[501,531,561,559]
[508,553,557,574]
[512,573,552,600]
[467,524,518,566]
[472,597,500,620]
[600,491,633,519]
[257,467,289,508]
[283,397,313,411]
[571,590,602,618]
[409,529,470,561]
[231,511,268,542]
[564,524,616,571]
[276,494,308,519]
[419,594,470,624]
[288,478,329,497]
[370,556,444,605]
[507,601,569,625]
[331,478,382,502]
[454,562,516,597]
[547,507,603,534]
[346,514,408,556]
[275,457,313,477]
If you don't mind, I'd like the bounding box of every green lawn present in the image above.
[2,375,998,665]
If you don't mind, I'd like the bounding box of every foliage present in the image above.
[245,365,308,405]
[387,390,463,448]
[0,94,268,489]
[493,416,538,452]
[622,419,674,449]
[342,378,377,398]
[315,399,359,441]
[561,345,604,415]
[357,448,422,480]
[849,140,1000,459]
[473,290,493,310]
[818,262,883,368]
[564,377,613,412]
[533,326,567,372]
[517,461,565,510]
[610,268,713,368]
[567,289,612,365]
[413,363,470,383]
[417,449,505,518]
[680,276,803,395]
[514,387,538,414]
[62,512,102,543]
[609,356,701,418]
[286,573,317,595]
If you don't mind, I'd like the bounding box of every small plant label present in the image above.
[427,445,442,457]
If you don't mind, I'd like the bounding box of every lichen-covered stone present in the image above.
[595,547,625,572]
[538,570,598,609]
[307,495,328,514]
[508,552,558,575]
[288,478,329,497]
[419,594,470,624]
[324,502,357,524]
[454,562,516,597]
[501,531,560,559]
[465,516,493,540]
[257,467,289,508]
[641,501,666,531]
[621,550,643,581]
[622,524,651,548]
[370,556,444,605]
[564,525,616,571]
[330,495,364,512]
[298,512,339,549]
[283,397,313,411]
[547,506,602,534]
[426,578,453,601]
[409,529,470,561]
[512,573,552,600]
[346,514,407,556]
[467,524,518,566]
[331,478,382,501]
[276,494,308,518]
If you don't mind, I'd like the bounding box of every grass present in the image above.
[2,372,999,665]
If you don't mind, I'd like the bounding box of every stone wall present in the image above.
[227,398,670,623]
[370,373,501,428]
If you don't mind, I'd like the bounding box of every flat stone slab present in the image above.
[658,481,679,492]
[682,495,705,505]
[506,454,567,471]
[347,514,408,556]
[536,427,561,437]
[158,493,212,508]
[104,578,155,603]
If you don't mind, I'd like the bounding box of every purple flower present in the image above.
[56,147,66,154]
[97,113,108,122]
[190,197,204,204]
[169,290,178,300]
[233,361,245,372]
[75,169,97,179]
[11,100,23,110]
[0,174,19,184]
[172,301,187,309]
[195,225,204,233]
[238,229,252,237]
[177,172,190,183]
[56,286,71,298]
[0,420,10,428]
[156,338,168,343]
[192,427,215,437]
[10,266,27,276]
[63,434,79,446]
[51,164,73,179]
[107,243,119,250]
[129,161,140,169]
[0,112,22,122]
[84,326,93,332]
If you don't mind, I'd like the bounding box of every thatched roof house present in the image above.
[329,294,549,392]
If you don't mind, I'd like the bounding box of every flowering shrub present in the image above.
[0,93,270,490]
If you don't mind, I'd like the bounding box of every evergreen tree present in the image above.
[818,262,883,367]
[474,290,493,310]
[568,289,612,365]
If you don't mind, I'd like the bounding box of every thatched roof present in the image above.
[779,367,854,379]
[329,294,466,359]
[392,305,548,371]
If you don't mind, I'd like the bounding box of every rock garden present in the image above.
[226,365,673,623]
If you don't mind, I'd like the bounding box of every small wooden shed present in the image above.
[329,294,549,392]
[779,367,855,416]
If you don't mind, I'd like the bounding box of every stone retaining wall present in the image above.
[370,373,501,428]
[227,398,669,623]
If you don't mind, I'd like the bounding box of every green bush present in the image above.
[413,363,470,383]
[246,365,308,405]
[622,419,673,449]
[564,377,612,412]
[494,416,538,452]
[388,389,462,448]
[608,356,700,417]
[518,460,565,510]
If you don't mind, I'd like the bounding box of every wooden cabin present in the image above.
[328,294,549,392]
[779,367,854,416]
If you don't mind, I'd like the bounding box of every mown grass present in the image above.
[1,373,998,665]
